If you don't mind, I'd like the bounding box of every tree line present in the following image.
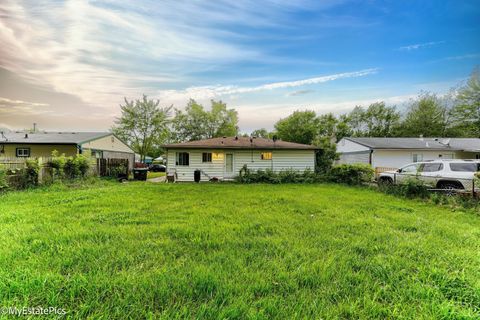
[113,69,480,162]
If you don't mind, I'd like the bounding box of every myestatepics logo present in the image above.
[0,306,67,316]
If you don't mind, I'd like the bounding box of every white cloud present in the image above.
[156,68,378,104]
[0,0,324,109]
[0,97,51,115]
[430,53,480,63]
[286,89,315,96]
[398,41,445,51]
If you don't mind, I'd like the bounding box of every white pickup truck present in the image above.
[377,160,480,191]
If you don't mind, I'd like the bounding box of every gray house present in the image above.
[337,137,480,169]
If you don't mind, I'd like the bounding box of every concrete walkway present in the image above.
[147,176,166,183]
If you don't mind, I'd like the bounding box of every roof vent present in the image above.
[24,133,28,139]
[223,136,227,139]
[234,136,238,140]
[272,135,278,142]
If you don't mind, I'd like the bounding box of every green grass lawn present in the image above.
[0,182,479,319]
[147,171,166,179]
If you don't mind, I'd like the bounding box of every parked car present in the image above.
[149,164,166,172]
[378,160,480,191]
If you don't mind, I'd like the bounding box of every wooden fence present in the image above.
[0,157,130,183]
[96,158,129,177]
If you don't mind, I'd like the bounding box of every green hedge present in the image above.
[234,164,374,185]
[327,164,374,185]
[235,166,322,184]
[0,165,7,191]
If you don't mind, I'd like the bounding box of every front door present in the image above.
[225,153,234,178]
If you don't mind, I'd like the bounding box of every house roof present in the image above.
[164,136,318,150]
[0,131,111,145]
[345,137,480,152]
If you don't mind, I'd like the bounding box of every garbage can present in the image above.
[194,169,201,183]
[133,168,148,181]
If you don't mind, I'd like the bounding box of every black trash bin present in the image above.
[133,168,148,181]
[194,169,201,183]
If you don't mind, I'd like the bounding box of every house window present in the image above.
[412,154,423,162]
[261,152,272,160]
[202,152,212,163]
[91,149,103,158]
[212,152,224,161]
[16,148,30,157]
[176,152,189,166]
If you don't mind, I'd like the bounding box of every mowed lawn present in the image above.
[0,182,479,319]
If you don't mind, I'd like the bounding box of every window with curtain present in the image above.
[176,152,189,166]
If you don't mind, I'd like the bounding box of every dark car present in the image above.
[149,164,166,172]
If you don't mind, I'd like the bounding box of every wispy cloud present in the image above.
[430,53,480,63]
[156,68,378,102]
[398,41,445,51]
[0,0,326,108]
[286,89,315,96]
[0,97,50,115]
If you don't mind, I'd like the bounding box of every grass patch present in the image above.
[147,171,166,179]
[0,182,479,318]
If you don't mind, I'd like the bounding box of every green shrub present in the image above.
[50,150,66,180]
[0,165,8,191]
[395,178,431,199]
[22,159,40,188]
[235,165,322,184]
[64,157,78,179]
[328,164,374,185]
[49,151,93,180]
[75,154,91,177]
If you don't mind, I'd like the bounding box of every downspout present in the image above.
[369,149,373,166]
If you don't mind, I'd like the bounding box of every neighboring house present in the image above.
[135,154,154,164]
[163,136,317,182]
[337,137,480,169]
[0,131,135,169]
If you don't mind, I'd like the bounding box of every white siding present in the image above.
[167,149,225,182]
[372,150,465,169]
[337,151,370,165]
[81,134,134,153]
[167,148,315,182]
[336,138,370,153]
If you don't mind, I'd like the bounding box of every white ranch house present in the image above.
[164,136,317,182]
[337,137,480,171]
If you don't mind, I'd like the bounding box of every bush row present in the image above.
[235,164,374,185]
[0,152,94,191]
[50,151,91,180]
[378,176,479,212]
[0,159,40,190]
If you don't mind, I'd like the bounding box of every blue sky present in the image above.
[0,0,479,131]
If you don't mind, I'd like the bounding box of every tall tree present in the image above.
[400,93,448,137]
[113,95,171,161]
[451,69,480,137]
[362,102,401,137]
[343,102,400,137]
[251,128,272,139]
[171,99,238,142]
[346,106,365,136]
[206,100,239,138]
[274,110,319,144]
